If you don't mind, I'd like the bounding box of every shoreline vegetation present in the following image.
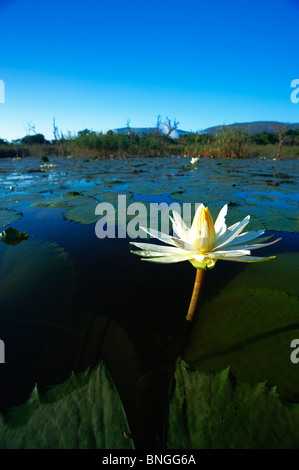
[1,125,299,160]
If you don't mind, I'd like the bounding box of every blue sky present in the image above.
[0,0,298,141]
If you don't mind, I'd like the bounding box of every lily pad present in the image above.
[0,227,29,246]
[167,359,299,449]
[182,282,299,400]
[0,193,42,206]
[223,251,299,298]
[0,239,76,322]
[0,208,23,227]
[62,198,100,225]
[31,196,74,209]
[0,362,134,449]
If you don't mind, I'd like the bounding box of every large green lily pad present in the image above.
[0,362,134,449]
[62,198,100,225]
[182,253,299,401]
[167,359,299,449]
[0,239,76,322]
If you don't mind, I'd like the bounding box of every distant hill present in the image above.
[201,121,299,136]
[112,127,190,138]
[112,122,299,138]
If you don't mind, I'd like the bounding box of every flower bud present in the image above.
[190,205,216,252]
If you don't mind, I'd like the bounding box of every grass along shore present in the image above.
[1,127,299,160]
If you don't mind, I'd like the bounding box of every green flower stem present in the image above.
[186,269,206,322]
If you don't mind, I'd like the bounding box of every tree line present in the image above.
[1,123,299,159]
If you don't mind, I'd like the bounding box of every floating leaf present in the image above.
[167,358,299,449]
[0,193,42,207]
[62,198,99,225]
[61,192,135,226]
[1,156,298,232]
[224,251,299,297]
[0,239,76,322]
[31,196,74,209]
[0,208,23,227]
[183,283,299,401]
[0,227,29,246]
[0,362,134,449]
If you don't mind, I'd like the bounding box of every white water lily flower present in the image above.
[130,204,281,270]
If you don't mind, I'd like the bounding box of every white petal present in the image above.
[170,236,196,251]
[214,204,228,237]
[214,215,251,250]
[209,249,251,258]
[171,210,190,242]
[140,227,177,246]
[130,241,186,255]
[229,237,282,251]
[141,253,196,264]
[131,250,172,258]
[217,255,276,263]
[220,229,266,248]
[226,221,241,231]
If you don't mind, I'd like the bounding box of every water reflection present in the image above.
[0,156,299,448]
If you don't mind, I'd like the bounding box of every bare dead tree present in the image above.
[24,121,36,135]
[274,123,289,159]
[164,117,180,138]
[53,117,60,141]
[52,117,66,156]
[126,118,133,136]
[155,114,162,135]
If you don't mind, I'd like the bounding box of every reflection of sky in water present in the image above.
[234,190,299,210]
[132,192,174,204]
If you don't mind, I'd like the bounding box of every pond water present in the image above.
[0,155,299,449]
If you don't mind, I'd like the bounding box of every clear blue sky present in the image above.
[0,0,298,141]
